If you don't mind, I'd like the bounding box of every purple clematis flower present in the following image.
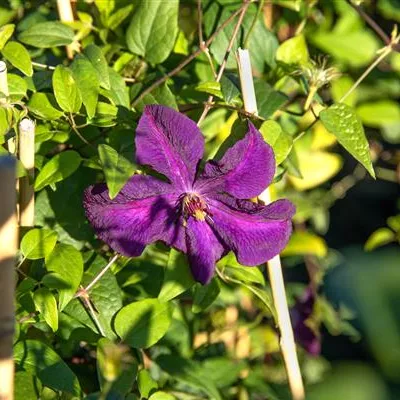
[83,105,295,284]
[290,287,321,356]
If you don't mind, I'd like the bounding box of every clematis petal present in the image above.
[185,218,226,285]
[208,195,295,266]
[136,105,204,191]
[195,122,275,199]
[83,175,186,256]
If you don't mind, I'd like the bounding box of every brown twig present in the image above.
[348,1,400,52]
[131,4,248,108]
[179,102,265,121]
[0,156,17,400]
[197,0,251,125]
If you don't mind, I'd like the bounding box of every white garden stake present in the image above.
[19,118,36,227]
[236,48,305,400]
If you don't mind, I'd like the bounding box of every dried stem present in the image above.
[19,118,35,228]
[348,1,392,47]
[57,0,75,59]
[236,48,305,400]
[197,1,251,125]
[132,4,248,108]
[0,156,17,400]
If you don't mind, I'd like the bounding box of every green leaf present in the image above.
[357,100,400,127]
[149,392,176,400]
[195,81,223,98]
[53,65,82,113]
[33,287,58,332]
[126,0,179,64]
[365,228,396,251]
[331,76,357,107]
[34,150,82,191]
[115,299,172,348]
[20,228,58,260]
[98,144,136,199]
[71,56,100,118]
[97,338,138,395]
[192,279,220,314]
[28,93,63,120]
[276,34,309,66]
[260,120,293,165]
[15,371,37,400]
[312,30,379,68]
[0,24,15,50]
[66,253,123,338]
[45,243,83,310]
[156,354,222,400]
[255,79,287,119]
[107,4,134,31]
[1,41,33,76]
[221,74,240,104]
[281,231,328,258]
[19,21,75,48]
[83,44,111,90]
[137,83,177,111]
[107,68,130,108]
[138,369,158,398]
[387,215,400,232]
[320,103,375,178]
[159,249,195,302]
[8,74,27,102]
[14,340,81,395]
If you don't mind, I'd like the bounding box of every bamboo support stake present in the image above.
[0,156,17,400]
[57,0,75,59]
[19,119,35,227]
[236,48,305,400]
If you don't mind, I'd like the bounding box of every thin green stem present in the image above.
[243,0,265,48]
[340,45,393,103]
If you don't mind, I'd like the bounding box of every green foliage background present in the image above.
[1,0,400,399]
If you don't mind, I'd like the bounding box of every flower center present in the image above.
[181,193,210,222]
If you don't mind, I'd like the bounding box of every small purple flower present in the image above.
[83,105,295,284]
[291,287,321,356]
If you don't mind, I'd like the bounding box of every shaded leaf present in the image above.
[98,143,136,199]
[19,21,75,48]
[115,299,172,348]
[33,287,58,332]
[158,249,195,302]
[14,340,81,395]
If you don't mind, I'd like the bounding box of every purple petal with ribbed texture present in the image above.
[208,195,295,266]
[185,218,225,285]
[136,105,204,191]
[195,122,275,199]
[83,175,185,256]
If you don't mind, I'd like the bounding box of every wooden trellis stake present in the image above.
[236,48,305,400]
[0,156,17,400]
